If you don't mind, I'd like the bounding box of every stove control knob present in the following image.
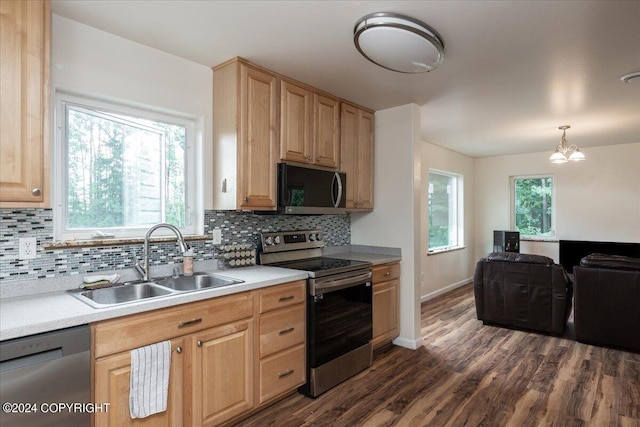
[316,233,322,241]
[309,233,316,241]
[274,236,281,245]
[264,236,273,246]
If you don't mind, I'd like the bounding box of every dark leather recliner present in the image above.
[574,254,640,353]
[474,252,572,335]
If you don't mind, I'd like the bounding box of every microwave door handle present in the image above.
[332,172,343,208]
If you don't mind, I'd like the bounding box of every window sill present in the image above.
[43,235,210,250]
[520,237,559,243]
[427,245,466,256]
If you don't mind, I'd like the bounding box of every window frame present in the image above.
[53,91,200,241]
[427,169,464,254]
[510,174,556,240]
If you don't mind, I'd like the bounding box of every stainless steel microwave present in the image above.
[277,163,346,215]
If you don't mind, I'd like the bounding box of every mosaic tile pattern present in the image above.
[0,209,350,283]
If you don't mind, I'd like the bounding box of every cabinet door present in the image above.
[340,103,374,211]
[192,319,254,427]
[0,0,49,207]
[280,80,312,164]
[238,64,278,210]
[93,338,185,427]
[372,279,399,350]
[340,103,358,209]
[313,94,340,169]
[355,110,374,210]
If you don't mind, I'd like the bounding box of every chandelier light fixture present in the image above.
[353,12,445,74]
[549,125,586,164]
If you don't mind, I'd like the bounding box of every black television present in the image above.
[559,240,640,274]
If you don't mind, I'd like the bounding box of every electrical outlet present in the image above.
[212,229,222,245]
[19,237,37,260]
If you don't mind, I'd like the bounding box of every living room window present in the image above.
[511,175,555,239]
[428,170,464,253]
[54,93,198,241]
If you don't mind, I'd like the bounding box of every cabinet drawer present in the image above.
[259,280,306,313]
[373,262,400,283]
[260,304,305,358]
[258,344,305,404]
[93,292,253,358]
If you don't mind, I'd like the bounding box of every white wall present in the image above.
[474,142,640,262]
[420,142,476,301]
[51,15,214,211]
[351,104,423,350]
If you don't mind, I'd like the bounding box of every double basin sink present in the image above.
[68,272,244,309]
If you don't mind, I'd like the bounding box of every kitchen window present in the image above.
[54,93,199,241]
[510,175,555,239]
[428,170,464,253]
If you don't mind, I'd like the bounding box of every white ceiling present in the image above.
[50,0,640,158]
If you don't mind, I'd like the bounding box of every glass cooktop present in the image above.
[273,257,371,277]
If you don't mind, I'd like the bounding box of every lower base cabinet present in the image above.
[91,280,306,427]
[372,262,401,350]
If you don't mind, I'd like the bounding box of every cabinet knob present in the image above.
[175,346,182,353]
[197,340,203,347]
[385,271,391,276]
[32,188,41,196]
[243,197,249,203]
[305,155,312,161]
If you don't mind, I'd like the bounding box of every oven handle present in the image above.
[312,271,372,295]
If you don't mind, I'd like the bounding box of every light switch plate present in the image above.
[212,229,222,245]
[19,237,37,260]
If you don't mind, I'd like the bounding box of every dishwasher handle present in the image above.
[0,348,63,373]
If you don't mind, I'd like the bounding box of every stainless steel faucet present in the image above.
[134,223,189,281]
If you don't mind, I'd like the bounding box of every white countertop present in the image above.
[0,266,308,341]
[1,246,401,342]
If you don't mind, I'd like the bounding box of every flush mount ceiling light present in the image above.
[549,125,586,164]
[620,71,640,83]
[354,12,445,73]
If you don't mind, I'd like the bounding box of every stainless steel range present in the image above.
[260,230,373,398]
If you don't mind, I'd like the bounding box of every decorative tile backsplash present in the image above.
[0,209,350,283]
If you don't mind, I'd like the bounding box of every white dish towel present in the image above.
[130,340,171,419]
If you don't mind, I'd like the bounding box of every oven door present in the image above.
[307,271,372,368]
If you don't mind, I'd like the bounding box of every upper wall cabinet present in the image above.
[213,58,278,211]
[280,80,340,169]
[213,57,374,211]
[0,0,50,208]
[341,102,374,211]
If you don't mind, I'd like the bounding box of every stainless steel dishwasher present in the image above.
[0,325,91,426]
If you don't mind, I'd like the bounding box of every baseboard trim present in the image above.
[421,277,473,303]
[392,336,424,350]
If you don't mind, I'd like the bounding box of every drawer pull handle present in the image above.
[279,295,295,302]
[278,327,295,335]
[178,318,202,328]
[385,271,391,276]
[278,369,294,378]
[175,346,182,353]
[197,340,203,347]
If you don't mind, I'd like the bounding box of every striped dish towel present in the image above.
[129,341,171,419]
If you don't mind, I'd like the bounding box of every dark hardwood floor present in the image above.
[239,284,640,427]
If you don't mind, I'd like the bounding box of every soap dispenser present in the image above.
[183,249,194,276]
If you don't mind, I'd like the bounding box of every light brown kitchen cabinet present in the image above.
[280,80,312,164]
[313,93,340,169]
[191,320,254,427]
[340,102,374,211]
[93,338,186,427]
[255,281,306,405]
[212,58,278,211]
[0,0,50,207]
[280,81,340,169]
[91,281,305,427]
[372,262,400,349]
